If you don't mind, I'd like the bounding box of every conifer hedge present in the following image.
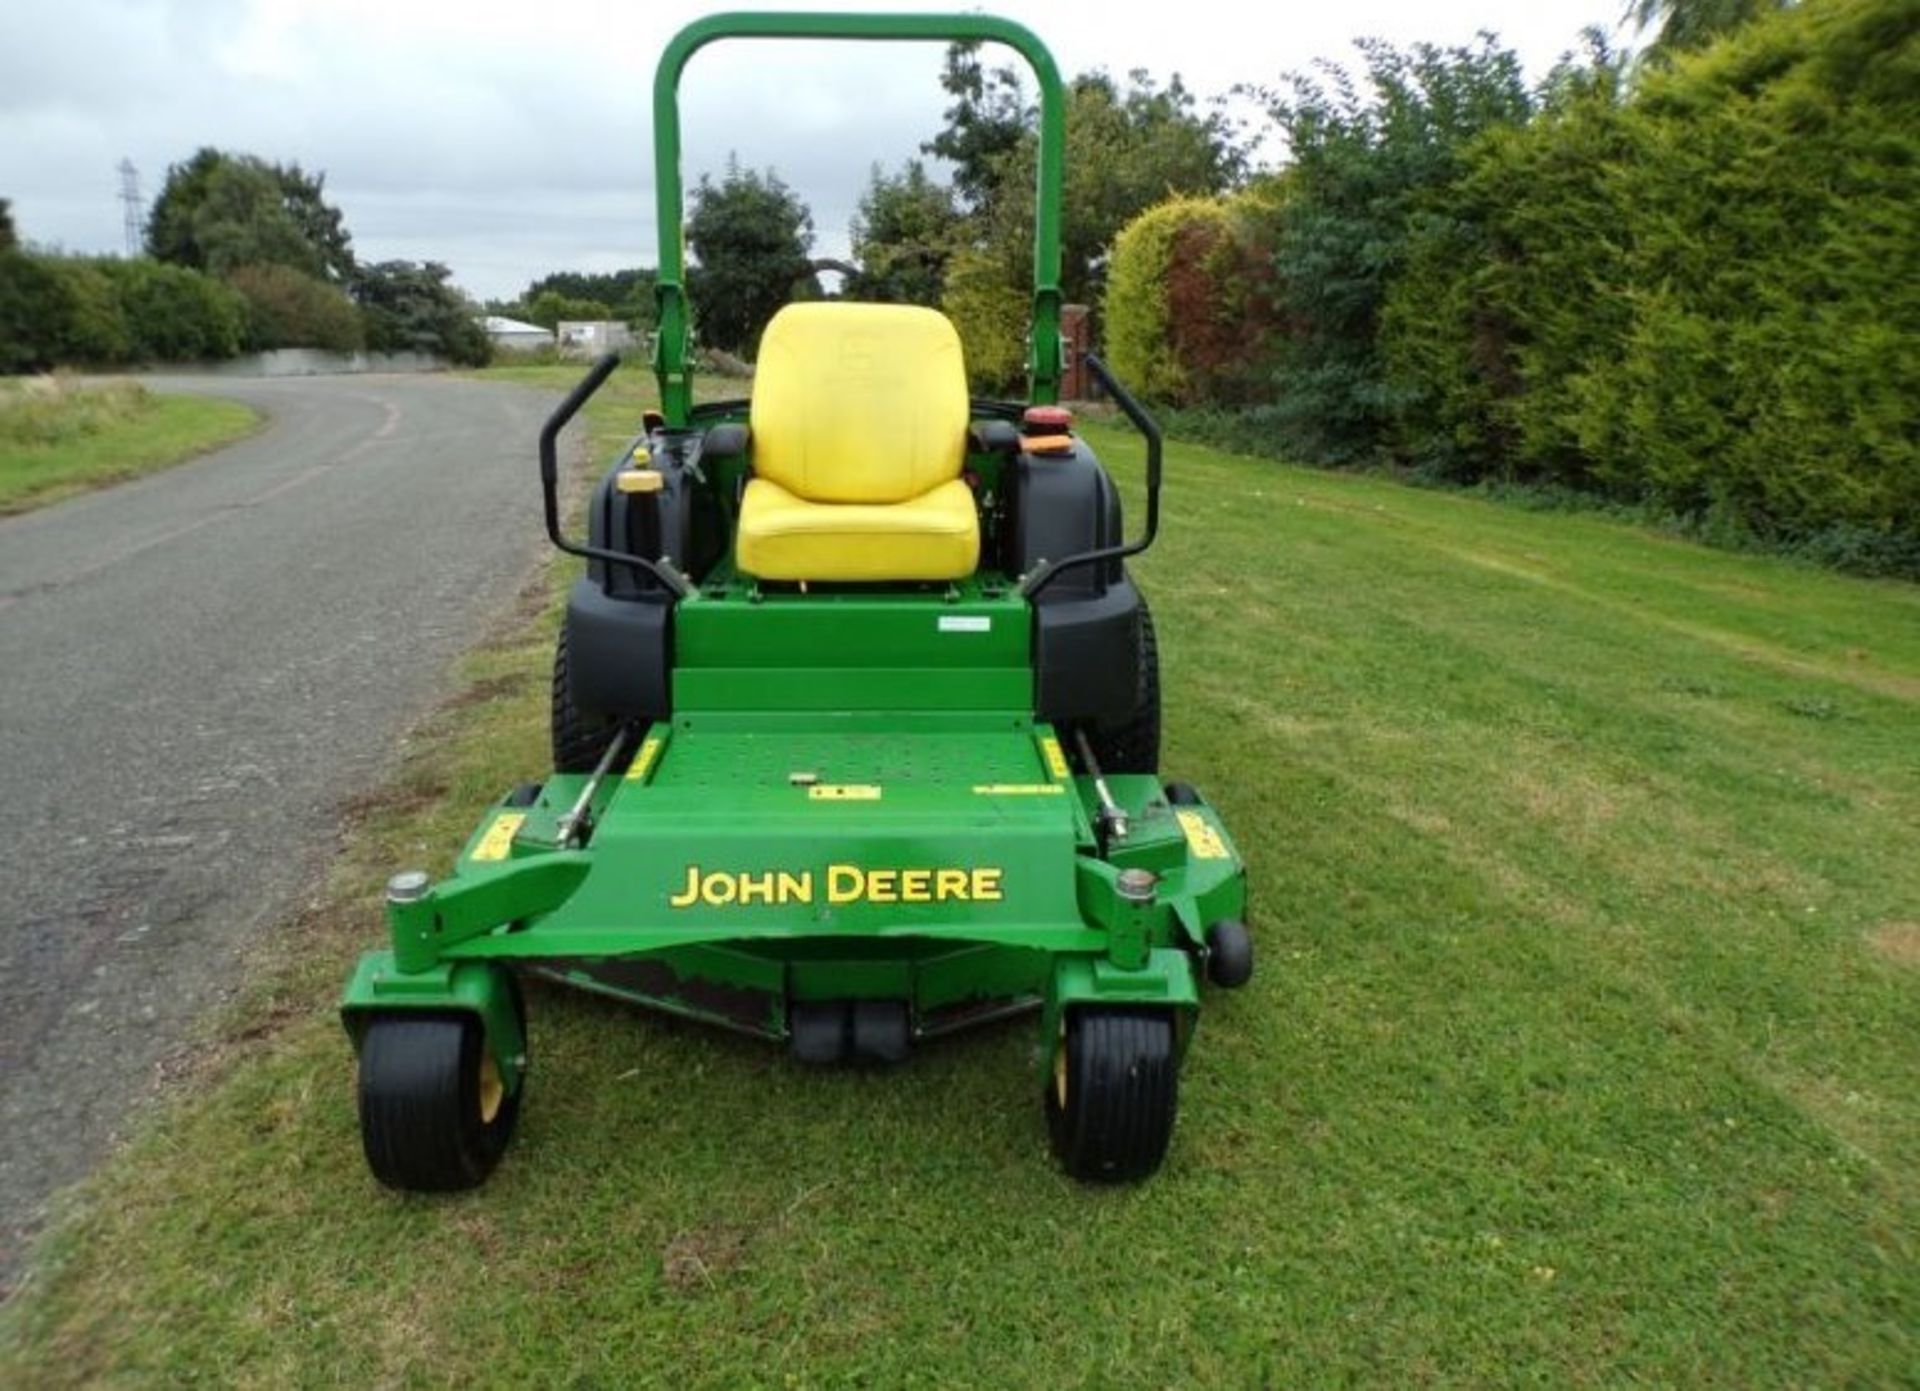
[1106,0,1918,568]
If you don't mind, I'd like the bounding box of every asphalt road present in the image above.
[0,373,568,1287]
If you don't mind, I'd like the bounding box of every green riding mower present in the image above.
[341,10,1253,1188]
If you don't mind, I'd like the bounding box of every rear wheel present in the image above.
[1072,597,1160,775]
[357,989,524,1192]
[1045,1007,1179,1182]
[551,625,616,773]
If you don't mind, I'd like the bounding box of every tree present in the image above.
[147,148,355,282]
[274,163,354,281]
[923,43,1030,216]
[515,268,659,331]
[845,160,962,305]
[936,67,1247,384]
[685,160,817,356]
[939,246,1030,391]
[1060,70,1246,303]
[351,260,490,365]
[0,199,16,254]
[1252,35,1535,461]
[1625,0,1794,55]
[525,290,614,330]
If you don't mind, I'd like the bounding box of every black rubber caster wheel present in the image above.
[503,781,543,808]
[1205,919,1254,989]
[357,1000,523,1193]
[1045,1008,1179,1182]
[1164,781,1201,806]
[850,1000,910,1064]
[789,1001,848,1064]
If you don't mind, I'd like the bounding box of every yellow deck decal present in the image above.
[972,783,1067,796]
[1039,735,1069,780]
[1175,808,1228,860]
[808,784,882,801]
[472,812,526,862]
[624,735,665,781]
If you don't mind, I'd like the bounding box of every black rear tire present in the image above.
[1073,596,1160,775]
[551,625,616,774]
[1045,1007,1179,1182]
[358,1005,522,1193]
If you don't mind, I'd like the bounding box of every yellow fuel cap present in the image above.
[616,468,663,494]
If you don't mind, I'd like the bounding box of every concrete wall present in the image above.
[176,349,449,379]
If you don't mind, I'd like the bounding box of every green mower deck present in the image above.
[341,10,1254,1189]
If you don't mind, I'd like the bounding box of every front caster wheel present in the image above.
[1205,919,1255,988]
[1045,1008,1179,1182]
[357,1007,522,1192]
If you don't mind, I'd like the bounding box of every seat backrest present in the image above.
[749,302,969,504]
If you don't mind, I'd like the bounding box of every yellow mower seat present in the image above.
[737,302,978,582]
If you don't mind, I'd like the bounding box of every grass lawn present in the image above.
[2,363,1914,1385]
[0,377,260,515]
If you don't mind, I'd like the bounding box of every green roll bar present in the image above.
[651,11,1067,425]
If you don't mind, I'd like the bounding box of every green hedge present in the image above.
[1,254,249,370]
[0,255,140,371]
[98,259,249,362]
[1102,0,1917,572]
[1105,190,1286,407]
[1383,0,1919,548]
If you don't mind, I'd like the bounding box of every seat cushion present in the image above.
[736,476,980,582]
[750,303,969,505]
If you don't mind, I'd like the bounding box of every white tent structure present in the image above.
[484,316,554,352]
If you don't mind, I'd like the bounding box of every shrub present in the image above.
[0,255,137,370]
[1381,0,1920,543]
[1106,190,1283,407]
[352,260,493,366]
[47,260,132,364]
[1257,34,1536,462]
[226,263,364,351]
[1381,56,1636,485]
[0,253,74,373]
[1106,198,1208,403]
[97,258,248,361]
[941,245,1029,392]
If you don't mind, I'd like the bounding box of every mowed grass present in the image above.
[2,367,1916,1385]
[0,377,259,514]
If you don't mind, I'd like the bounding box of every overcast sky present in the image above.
[1,0,1626,301]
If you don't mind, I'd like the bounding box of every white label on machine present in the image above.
[938,616,992,633]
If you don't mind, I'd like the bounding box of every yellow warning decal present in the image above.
[472,812,526,862]
[1039,735,1069,780]
[624,735,665,781]
[972,783,1067,796]
[808,784,882,801]
[1175,809,1228,860]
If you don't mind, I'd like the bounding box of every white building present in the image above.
[483,316,555,352]
[557,320,637,357]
